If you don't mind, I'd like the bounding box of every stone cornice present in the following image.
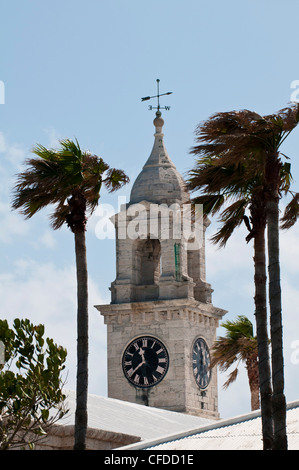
[95,298,227,321]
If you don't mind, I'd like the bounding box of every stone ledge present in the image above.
[35,424,140,451]
[95,298,227,321]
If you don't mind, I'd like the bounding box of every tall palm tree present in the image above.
[11,138,129,450]
[188,104,299,450]
[211,316,259,411]
[188,153,273,449]
[250,107,299,450]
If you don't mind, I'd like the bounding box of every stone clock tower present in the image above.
[96,112,226,419]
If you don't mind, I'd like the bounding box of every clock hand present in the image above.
[131,358,145,374]
[131,348,147,375]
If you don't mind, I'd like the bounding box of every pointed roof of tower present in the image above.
[129,112,190,205]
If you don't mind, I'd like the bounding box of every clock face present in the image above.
[122,336,169,388]
[192,337,211,390]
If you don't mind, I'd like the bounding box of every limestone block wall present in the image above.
[111,206,213,305]
[97,299,225,419]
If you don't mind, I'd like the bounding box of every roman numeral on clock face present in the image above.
[156,365,165,374]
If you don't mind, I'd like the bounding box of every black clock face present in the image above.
[192,337,211,390]
[122,336,169,388]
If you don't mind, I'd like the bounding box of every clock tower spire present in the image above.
[96,99,227,418]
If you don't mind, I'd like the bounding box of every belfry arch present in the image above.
[134,237,161,286]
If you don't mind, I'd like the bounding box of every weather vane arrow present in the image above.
[141,79,172,113]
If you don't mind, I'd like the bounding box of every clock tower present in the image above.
[96,111,227,419]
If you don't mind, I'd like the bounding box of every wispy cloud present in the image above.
[0,132,6,153]
[1,258,108,395]
[42,126,61,148]
[0,202,30,243]
[0,131,26,170]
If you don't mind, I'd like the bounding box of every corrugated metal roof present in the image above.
[121,400,299,450]
[60,390,213,441]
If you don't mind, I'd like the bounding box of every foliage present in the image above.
[11,138,129,232]
[211,315,258,388]
[187,104,299,246]
[211,316,260,411]
[0,318,68,450]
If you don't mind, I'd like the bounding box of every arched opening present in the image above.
[135,238,161,286]
[132,237,161,302]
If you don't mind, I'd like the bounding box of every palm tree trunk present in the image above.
[254,226,274,449]
[265,154,287,450]
[246,356,260,411]
[74,230,89,450]
[267,196,287,450]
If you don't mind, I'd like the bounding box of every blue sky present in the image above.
[1,0,299,419]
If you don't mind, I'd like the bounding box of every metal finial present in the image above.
[141,79,172,113]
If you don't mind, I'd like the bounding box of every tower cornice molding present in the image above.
[95,298,227,321]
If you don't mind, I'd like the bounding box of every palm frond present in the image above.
[58,138,82,161]
[50,203,70,230]
[104,168,130,193]
[32,144,58,162]
[210,337,240,370]
[221,315,255,340]
[210,199,248,247]
[211,315,258,392]
[279,162,293,195]
[223,368,239,389]
[191,194,225,217]
[12,186,56,218]
[12,138,129,231]
[188,103,299,248]
[280,192,299,229]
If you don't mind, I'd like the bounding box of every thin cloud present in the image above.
[1,258,108,395]
[0,202,30,243]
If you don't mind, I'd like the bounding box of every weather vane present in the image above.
[141,79,172,113]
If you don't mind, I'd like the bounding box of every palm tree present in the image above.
[188,104,299,450]
[211,316,259,411]
[251,107,299,451]
[11,138,129,450]
[187,152,273,449]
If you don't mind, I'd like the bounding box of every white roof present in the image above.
[60,390,212,441]
[121,400,299,450]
